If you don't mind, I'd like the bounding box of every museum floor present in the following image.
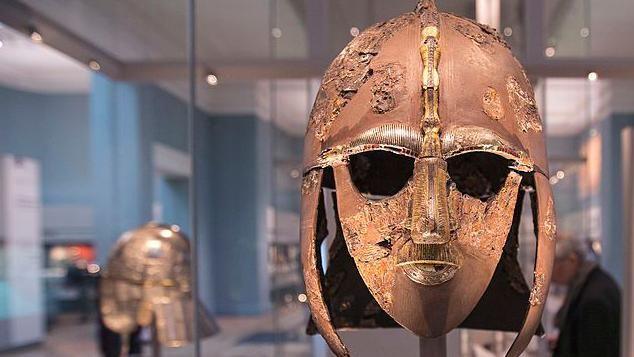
[4,307,312,357]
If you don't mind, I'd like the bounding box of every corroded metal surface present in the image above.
[333,158,523,336]
[301,0,555,355]
[455,172,523,258]
[529,272,546,306]
[307,13,416,142]
[371,63,405,114]
[448,13,510,52]
[543,197,557,241]
[483,87,504,121]
[301,170,320,195]
[100,223,218,348]
[507,75,543,133]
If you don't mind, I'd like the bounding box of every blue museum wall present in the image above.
[194,116,217,312]
[256,117,273,314]
[90,75,200,263]
[0,85,91,205]
[273,127,303,213]
[206,114,271,315]
[203,115,303,315]
[156,177,190,236]
[90,75,153,265]
[545,135,584,237]
[138,85,189,152]
[599,113,634,286]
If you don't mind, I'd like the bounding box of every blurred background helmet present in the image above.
[100,222,218,348]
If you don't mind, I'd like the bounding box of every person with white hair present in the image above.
[551,236,620,356]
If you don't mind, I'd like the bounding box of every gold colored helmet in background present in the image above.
[301,1,556,356]
[100,222,218,348]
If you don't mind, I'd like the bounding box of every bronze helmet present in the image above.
[301,1,556,356]
[100,222,218,347]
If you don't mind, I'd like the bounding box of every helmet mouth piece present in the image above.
[396,241,461,285]
[395,260,459,268]
[399,262,459,286]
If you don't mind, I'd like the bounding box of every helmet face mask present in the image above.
[301,1,556,356]
[321,127,526,338]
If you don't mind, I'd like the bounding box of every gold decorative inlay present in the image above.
[392,12,461,286]
[507,76,543,133]
[409,158,451,244]
[482,87,504,121]
[420,25,442,157]
[543,197,557,241]
[529,272,546,306]
[302,170,321,195]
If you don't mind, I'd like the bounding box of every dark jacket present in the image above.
[553,267,621,357]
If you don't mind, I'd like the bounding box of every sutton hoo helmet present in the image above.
[100,222,218,347]
[301,1,556,356]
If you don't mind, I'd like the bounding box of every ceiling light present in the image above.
[556,170,565,180]
[29,27,43,43]
[87,264,100,274]
[580,27,590,38]
[549,177,559,185]
[587,71,598,81]
[544,47,556,58]
[350,27,360,37]
[271,27,282,39]
[88,60,101,71]
[206,73,219,86]
[503,27,513,37]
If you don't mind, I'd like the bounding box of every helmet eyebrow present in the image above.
[304,124,423,173]
[304,124,537,174]
[442,126,534,172]
[350,124,424,155]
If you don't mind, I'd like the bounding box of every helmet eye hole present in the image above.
[348,151,414,199]
[447,152,512,201]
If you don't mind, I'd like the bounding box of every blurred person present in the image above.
[551,238,620,357]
